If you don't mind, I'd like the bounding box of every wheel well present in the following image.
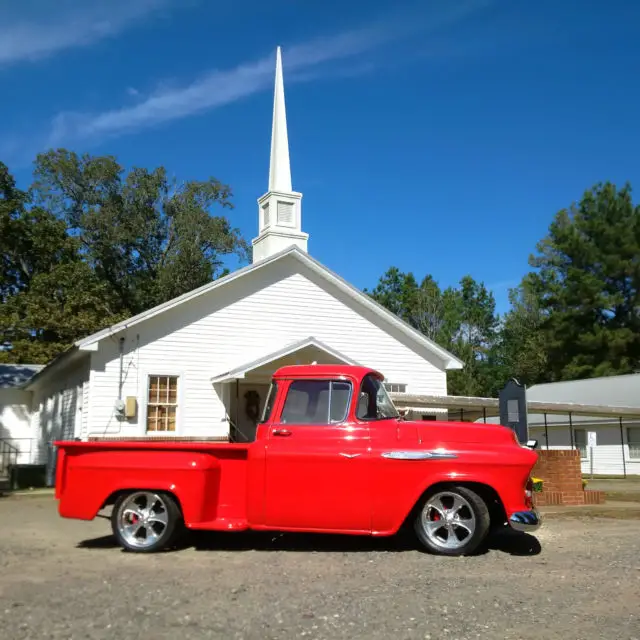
[402,481,507,530]
[100,489,184,515]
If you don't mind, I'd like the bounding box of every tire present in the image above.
[413,485,490,556]
[111,490,183,553]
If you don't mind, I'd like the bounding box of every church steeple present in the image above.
[252,46,308,263]
[268,46,292,193]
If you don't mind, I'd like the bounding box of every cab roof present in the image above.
[272,364,384,381]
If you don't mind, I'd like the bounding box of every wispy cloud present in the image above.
[46,0,493,148]
[3,0,494,163]
[46,24,394,147]
[0,0,170,66]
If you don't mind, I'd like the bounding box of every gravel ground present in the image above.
[0,495,639,640]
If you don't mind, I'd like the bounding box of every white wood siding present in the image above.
[0,389,34,465]
[529,422,640,476]
[29,356,90,468]
[87,257,448,439]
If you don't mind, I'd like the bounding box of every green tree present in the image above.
[367,268,501,396]
[366,267,417,321]
[366,268,452,344]
[32,149,248,315]
[528,181,640,380]
[445,275,500,397]
[1,160,103,362]
[0,150,249,363]
[1,162,74,297]
[1,261,117,363]
[405,275,447,342]
[493,274,548,388]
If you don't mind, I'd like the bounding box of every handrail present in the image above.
[0,438,20,479]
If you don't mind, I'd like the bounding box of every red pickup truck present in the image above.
[54,364,540,556]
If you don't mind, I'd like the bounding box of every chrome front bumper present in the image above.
[509,509,542,533]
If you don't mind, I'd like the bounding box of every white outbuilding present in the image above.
[524,375,640,477]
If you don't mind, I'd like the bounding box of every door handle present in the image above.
[272,428,292,437]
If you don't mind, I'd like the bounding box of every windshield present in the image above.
[259,382,278,423]
[356,373,399,420]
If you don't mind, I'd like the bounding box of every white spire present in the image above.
[251,46,308,263]
[268,46,292,193]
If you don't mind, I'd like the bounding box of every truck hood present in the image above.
[408,419,518,446]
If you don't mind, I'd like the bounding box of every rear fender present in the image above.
[56,449,221,525]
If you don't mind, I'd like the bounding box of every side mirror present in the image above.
[525,439,538,450]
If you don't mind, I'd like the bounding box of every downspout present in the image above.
[619,417,627,479]
[544,413,549,450]
[118,337,125,401]
[234,379,239,443]
[568,412,574,449]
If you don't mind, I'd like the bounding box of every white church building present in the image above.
[0,48,462,482]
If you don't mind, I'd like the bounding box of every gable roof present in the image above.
[0,363,45,389]
[210,336,360,383]
[74,246,463,370]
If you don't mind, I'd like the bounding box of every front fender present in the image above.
[373,466,527,535]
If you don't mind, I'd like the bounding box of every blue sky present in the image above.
[2,0,639,315]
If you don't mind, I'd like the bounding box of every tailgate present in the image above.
[54,444,67,499]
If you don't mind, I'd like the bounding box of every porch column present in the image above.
[213,381,234,440]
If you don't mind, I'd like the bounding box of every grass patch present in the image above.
[582,474,640,480]
[604,491,640,503]
[543,507,640,520]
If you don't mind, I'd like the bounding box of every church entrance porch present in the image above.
[211,337,359,442]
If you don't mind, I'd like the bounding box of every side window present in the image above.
[280,380,352,424]
[356,375,378,420]
[330,381,351,422]
[356,373,399,420]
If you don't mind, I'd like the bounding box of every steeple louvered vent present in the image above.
[277,201,294,225]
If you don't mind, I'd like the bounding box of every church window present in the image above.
[146,375,178,432]
[383,382,407,393]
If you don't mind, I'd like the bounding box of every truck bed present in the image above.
[54,439,255,530]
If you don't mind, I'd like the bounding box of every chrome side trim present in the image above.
[381,450,457,460]
[509,509,541,533]
[339,452,360,458]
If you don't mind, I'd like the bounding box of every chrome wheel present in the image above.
[420,490,477,551]
[116,491,170,550]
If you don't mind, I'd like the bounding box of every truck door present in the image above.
[264,378,371,532]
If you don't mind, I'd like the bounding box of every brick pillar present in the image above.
[532,449,605,506]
